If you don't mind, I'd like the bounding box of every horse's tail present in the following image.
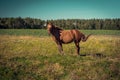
[81,34,91,42]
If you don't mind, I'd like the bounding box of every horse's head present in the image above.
[47,23,54,35]
[47,23,63,36]
[47,22,52,29]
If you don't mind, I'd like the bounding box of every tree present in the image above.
[0,17,120,30]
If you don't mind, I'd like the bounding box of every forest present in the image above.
[0,17,120,30]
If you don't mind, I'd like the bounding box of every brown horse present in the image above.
[47,23,91,55]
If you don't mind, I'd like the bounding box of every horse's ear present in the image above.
[46,21,49,25]
[46,22,51,25]
[47,22,54,26]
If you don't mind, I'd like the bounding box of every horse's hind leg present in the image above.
[74,42,80,55]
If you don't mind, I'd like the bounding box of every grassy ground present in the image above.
[0,29,120,36]
[0,34,120,80]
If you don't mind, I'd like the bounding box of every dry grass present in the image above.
[0,35,120,80]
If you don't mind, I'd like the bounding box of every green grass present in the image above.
[0,29,120,80]
[0,29,120,36]
[0,29,48,36]
[81,30,120,35]
[0,35,120,80]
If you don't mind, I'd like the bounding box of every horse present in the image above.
[47,23,91,55]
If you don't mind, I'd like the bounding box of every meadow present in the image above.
[0,29,120,36]
[0,29,120,80]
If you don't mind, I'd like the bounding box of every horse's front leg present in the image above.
[57,43,64,55]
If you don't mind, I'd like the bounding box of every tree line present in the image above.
[0,17,45,29]
[0,17,120,30]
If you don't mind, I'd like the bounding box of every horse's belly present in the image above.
[61,38,73,44]
[60,30,74,44]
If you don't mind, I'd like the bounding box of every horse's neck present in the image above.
[51,29,59,35]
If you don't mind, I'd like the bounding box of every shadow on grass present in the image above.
[80,53,106,58]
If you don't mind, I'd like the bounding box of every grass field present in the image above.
[0,29,120,36]
[0,29,120,80]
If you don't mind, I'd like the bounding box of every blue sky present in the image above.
[0,0,120,20]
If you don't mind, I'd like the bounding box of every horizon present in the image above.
[0,17,120,21]
[0,0,120,20]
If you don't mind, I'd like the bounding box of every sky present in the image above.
[0,0,120,20]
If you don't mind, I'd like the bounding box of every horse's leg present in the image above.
[74,42,80,55]
[57,43,64,55]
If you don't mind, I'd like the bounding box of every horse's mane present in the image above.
[55,26,63,31]
[52,24,63,31]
